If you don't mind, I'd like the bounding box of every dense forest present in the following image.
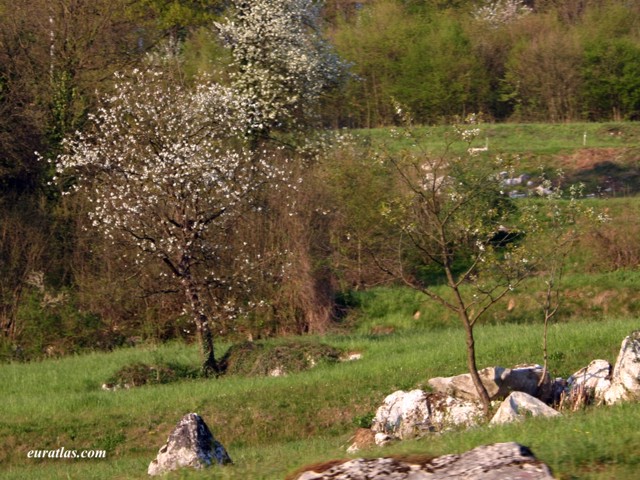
[1,0,639,361]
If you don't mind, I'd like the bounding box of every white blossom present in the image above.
[474,0,532,28]
[55,67,292,326]
[215,0,348,135]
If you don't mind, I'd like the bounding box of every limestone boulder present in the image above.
[428,364,549,402]
[604,331,640,405]
[371,389,429,440]
[566,359,612,405]
[490,391,561,425]
[292,442,554,480]
[427,393,484,431]
[148,413,232,476]
[370,389,482,440]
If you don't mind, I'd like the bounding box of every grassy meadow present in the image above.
[2,121,640,479]
[1,316,639,479]
[357,121,640,155]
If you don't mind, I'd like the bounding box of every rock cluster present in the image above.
[149,332,640,478]
[293,442,554,480]
[348,331,640,453]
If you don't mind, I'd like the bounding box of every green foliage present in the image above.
[393,13,489,123]
[354,412,375,429]
[328,0,640,126]
[330,0,417,127]
[501,14,583,122]
[582,39,640,121]
[8,286,119,361]
[133,0,225,39]
[181,27,231,79]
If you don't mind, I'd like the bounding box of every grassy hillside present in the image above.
[1,316,639,479]
[358,121,640,195]
[2,121,640,479]
[358,122,640,154]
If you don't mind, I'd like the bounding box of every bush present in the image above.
[104,361,198,389]
[220,340,341,377]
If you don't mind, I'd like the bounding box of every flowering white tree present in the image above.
[474,0,532,28]
[55,68,290,375]
[215,0,347,141]
[212,0,349,335]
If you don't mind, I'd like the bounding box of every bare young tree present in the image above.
[54,68,291,376]
[376,113,533,414]
[522,175,607,385]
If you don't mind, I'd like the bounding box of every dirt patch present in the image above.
[592,290,617,307]
[557,148,624,171]
[556,147,640,195]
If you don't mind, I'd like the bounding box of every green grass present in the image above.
[1,316,639,479]
[345,266,640,335]
[356,121,640,156]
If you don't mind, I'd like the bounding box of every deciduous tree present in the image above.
[376,113,533,414]
[215,0,347,141]
[55,68,290,375]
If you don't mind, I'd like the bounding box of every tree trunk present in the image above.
[459,309,492,415]
[445,259,491,415]
[182,276,219,377]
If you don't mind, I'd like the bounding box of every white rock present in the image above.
[490,391,561,425]
[428,394,483,431]
[372,390,430,440]
[428,365,548,402]
[269,366,285,377]
[567,359,612,404]
[604,331,640,405]
[371,390,482,440]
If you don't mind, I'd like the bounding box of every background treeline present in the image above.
[327,0,640,127]
[1,0,639,360]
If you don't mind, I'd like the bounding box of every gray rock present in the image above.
[292,442,554,479]
[604,331,640,405]
[371,390,482,440]
[428,365,548,402]
[148,413,232,476]
[490,391,561,425]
